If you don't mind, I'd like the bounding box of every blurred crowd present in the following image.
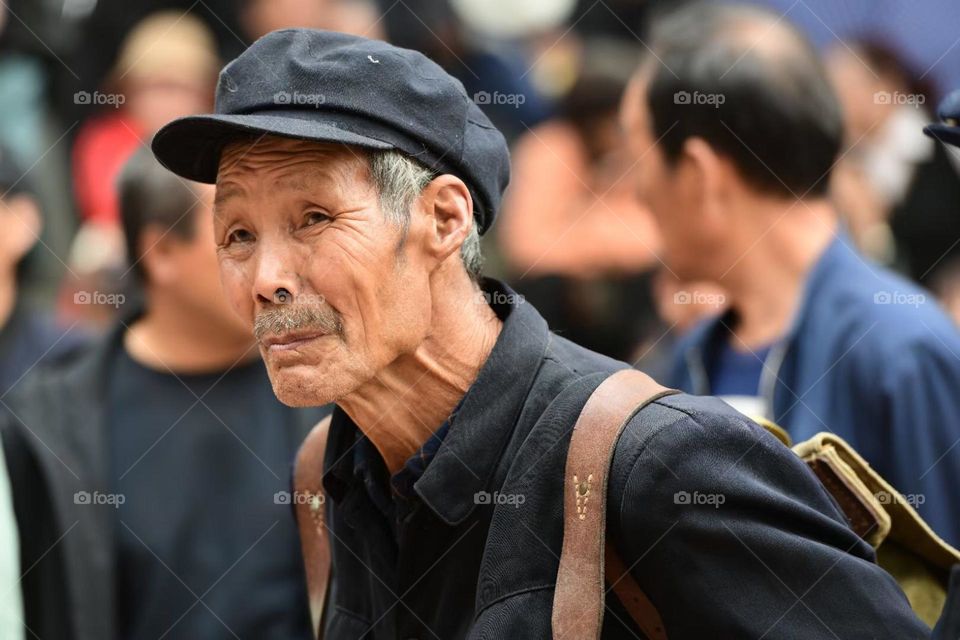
[1,0,960,638]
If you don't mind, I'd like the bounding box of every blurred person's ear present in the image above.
[0,194,41,271]
[136,221,194,287]
[677,136,726,219]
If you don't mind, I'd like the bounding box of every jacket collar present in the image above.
[323,278,550,526]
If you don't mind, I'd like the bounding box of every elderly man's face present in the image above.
[213,136,433,406]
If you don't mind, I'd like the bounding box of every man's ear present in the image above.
[681,137,723,193]
[416,174,473,265]
[679,136,727,216]
[3,194,42,262]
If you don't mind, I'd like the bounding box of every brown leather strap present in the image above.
[294,415,333,639]
[552,368,677,640]
[604,545,668,640]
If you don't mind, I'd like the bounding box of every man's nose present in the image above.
[253,244,299,305]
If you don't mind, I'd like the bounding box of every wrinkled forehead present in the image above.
[217,135,370,182]
[214,136,373,212]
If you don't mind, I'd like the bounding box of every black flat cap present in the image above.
[924,89,960,149]
[151,29,510,235]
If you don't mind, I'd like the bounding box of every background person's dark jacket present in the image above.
[321,278,930,638]
[669,235,960,548]
[0,322,325,640]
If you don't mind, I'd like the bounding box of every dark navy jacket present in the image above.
[320,278,929,638]
[670,235,960,548]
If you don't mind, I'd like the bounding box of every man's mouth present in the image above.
[260,330,327,352]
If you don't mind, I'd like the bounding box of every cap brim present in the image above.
[151,111,395,183]
[923,123,960,149]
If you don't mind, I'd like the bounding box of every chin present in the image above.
[267,362,349,407]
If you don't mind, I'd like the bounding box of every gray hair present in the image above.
[368,149,483,281]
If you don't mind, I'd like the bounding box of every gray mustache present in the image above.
[253,304,343,341]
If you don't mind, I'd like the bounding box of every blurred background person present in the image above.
[0,0,76,298]
[925,90,960,328]
[620,2,960,546]
[1,148,324,640]
[67,11,219,303]
[0,439,21,640]
[72,11,218,228]
[240,0,385,41]
[0,145,86,393]
[828,40,960,283]
[930,257,960,327]
[498,41,663,360]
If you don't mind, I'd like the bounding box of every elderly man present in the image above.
[152,29,930,638]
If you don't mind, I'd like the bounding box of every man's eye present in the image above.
[304,211,331,226]
[227,228,254,244]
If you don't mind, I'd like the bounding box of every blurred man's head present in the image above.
[826,40,930,143]
[620,3,843,281]
[113,11,219,134]
[240,0,384,40]
[118,147,249,340]
[213,136,479,406]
